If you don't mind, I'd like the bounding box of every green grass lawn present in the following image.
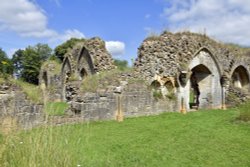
[0,109,250,167]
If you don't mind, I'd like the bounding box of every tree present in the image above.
[0,48,13,76]
[12,49,24,78]
[114,59,129,71]
[12,44,52,84]
[55,38,85,62]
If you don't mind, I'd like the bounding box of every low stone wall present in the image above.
[0,86,44,129]
[69,83,176,121]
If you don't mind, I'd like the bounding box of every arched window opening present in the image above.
[231,66,250,91]
[150,80,162,99]
[79,68,88,80]
[42,71,48,88]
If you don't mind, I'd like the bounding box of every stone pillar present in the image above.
[116,94,124,122]
[221,75,229,110]
[180,97,187,114]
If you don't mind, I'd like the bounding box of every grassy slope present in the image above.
[0,109,250,167]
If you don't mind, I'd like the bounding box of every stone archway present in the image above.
[231,65,250,91]
[61,57,72,101]
[77,47,95,78]
[150,80,162,99]
[179,49,222,111]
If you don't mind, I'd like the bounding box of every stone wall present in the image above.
[0,84,44,129]
[134,31,250,111]
[39,60,62,101]
[69,81,176,121]
[135,32,250,81]
[62,37,115,76]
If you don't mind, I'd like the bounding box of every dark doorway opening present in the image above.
[190,64,212,109]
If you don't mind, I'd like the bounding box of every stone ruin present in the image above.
[135,31,250,111]
[1,32,250,128]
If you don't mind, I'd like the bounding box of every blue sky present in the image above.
[1,0,250,64]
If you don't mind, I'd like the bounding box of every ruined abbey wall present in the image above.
[0,83,44,129]
[2,33,250,129]
[135,32,250,111]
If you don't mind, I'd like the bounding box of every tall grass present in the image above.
[236,102,250,122]
[81,69,130,92]
[12,79,43,104]
[44,102,69,116]
[0,109,250,167]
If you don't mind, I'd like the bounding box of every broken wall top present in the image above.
[135,31,250,82]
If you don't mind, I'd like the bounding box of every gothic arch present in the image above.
[61,57,72,101]
[191,47,222,76]
[61,56,72,75]
[77,47,95,77]
[178,48,222,111]
[230,65,250,90]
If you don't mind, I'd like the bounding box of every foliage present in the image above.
[236,102,250,122]
[166,92,176,100]
[0,48,13,76]
[1,109,250,166]
[114,59,129,71]
[13,79,43,104]
[153,90,163,99]
[81,69,124,92]
[41,60,61,75]
[44,102,69,116]
[12,44,52,84]
[54,38,85,62]
[12,49,24,78]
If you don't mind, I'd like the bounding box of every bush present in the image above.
[114,59,130,71]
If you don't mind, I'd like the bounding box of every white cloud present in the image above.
[162,0,250,46]
[0,0,84,42]
[0,0,56,38]
[105,41,125,57]
[50,29,85,43]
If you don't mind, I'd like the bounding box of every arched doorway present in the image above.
[61,57,72,101]
[190,64,212,109]
[231,66,250,91]
[42,71,48,88]
[179,49,222,111]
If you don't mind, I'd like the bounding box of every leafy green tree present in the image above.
[54,38,85,62]
[12,44,52,84]
[114,59,129,71]
[12,49,24,78]
[0,48,13,76]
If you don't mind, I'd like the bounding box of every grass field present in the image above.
[0,108,250,167]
